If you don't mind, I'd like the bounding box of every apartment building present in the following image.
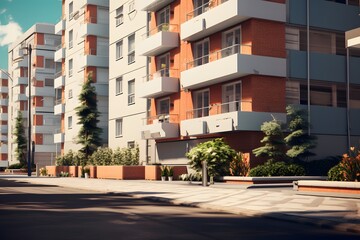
[108,0,148,162]
[135,0,360,165]
[7,23,61,167]
[0,72,9,167]
[54,0,109,154]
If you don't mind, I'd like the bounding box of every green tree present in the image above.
[13,111,27,166]
[284,106,316,160]
[186,138,236,178]
[75,73,102,164]
[252,119,287,162]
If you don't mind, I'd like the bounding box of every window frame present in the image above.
[128,34,135,64]
[115,77,123,95]
[115,6,124,26]
[116,40,123,60]
[115,118,123,137]
[128,79,135,105]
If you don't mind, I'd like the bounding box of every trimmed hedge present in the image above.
[249,160,305,177]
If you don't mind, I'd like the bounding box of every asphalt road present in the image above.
[0,179,358,240]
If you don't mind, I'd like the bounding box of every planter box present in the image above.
[69,166,78,177]
[46,166,69,177]
[145,165,188,180]
[219,176,327,184]
[89,166,97,178]
[296,180,360,194]
[96,166,145,180]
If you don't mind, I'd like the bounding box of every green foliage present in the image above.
[339,147,360,181]
[75,73,102,161]
[284,106,316,160]
[90,147,113,166]
[252,119,287,163]
[249,160,305,177]
[186,138,236,177]
[294,157,341,176]
[112,146,139,166]
[7,163,25,169]
[56,150,77,166]
[59,171,69,177]
[160,165,168,177]
[229,152,250,176]
[327,164,345,181]
[167,166,174,176]
[39,168,48,177]
[179,172,202,181]
[13,111,27,166]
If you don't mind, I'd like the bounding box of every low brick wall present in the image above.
[97,166,145,180]
[88,166,97,178]
[69,166,78,177]
[145,166,161,180]
[46,166,69,177]
[219,176,327,184]
[173,166,188,180]
[296,180,360,194]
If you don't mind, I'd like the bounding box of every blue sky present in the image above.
[0,0,61,70]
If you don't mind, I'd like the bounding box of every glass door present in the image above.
[222,82,241,113]
[157,6,170,31]
[194,0,210,17]
[157,98,170,122]
[194,39,209,67]
[222,27,241,57]
[193,90,210,118]
[156,53,170,77]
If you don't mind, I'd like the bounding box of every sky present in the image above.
[0,0,62,71]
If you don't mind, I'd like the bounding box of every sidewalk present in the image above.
[2,176,360,234]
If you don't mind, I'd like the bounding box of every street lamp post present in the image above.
[26,44,32,177]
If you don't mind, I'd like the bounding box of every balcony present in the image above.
[138,69,179,98]
[54,101,65,115]
[141,114,179,139]
[13,77,28,86]
[27,86,55,97]
[55,19,65,35]
[54,132,65,144]
[137,24,179,56]
[139,0,175,12]
[0,113,8,121]
[81,0,109,8]
[54,45,65,62]
[346,27,360,48]
[0,145,7,154]
[181,44,286,90]
[181,0,285,41]
[180,101,286,136]
[14,94,27,102]
[0,86,8,93]
[80,49,109,68]
[0,99,8,106]
[94,83,109,96]
[54,72,65,88]
[12,58,28,69]
[78,17,109,38]
[0,125,8,133]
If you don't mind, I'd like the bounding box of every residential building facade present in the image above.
[54,0,110,154]
[7,23,61,167]
[108,0,148,163]
[136,0,360,165]
[0,72,9,167]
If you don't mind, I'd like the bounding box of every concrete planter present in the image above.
[96,166,145,180]
[145,165,188,180]
[45,166,69,177]
[295,180,360,194]
[69,166,78,177]
[88,166,97,178]
[219,176,327,184]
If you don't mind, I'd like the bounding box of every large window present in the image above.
[45,59,54,69]
[157,6,170,26]
[45,78,54,87]
[69,30,73,49]
[192,89,210,118]
[193,39,209,68]
[222,81,241,113]
[68,59,73,77]
[157,98,170,115]
[194,0,210,17]
[116,77,123,95]
[128,34,135,64]
[116,6,123,26]
[156,53,170,77]
[222,27,241,57]
[115,118,123,137]
[128,79,135,105]
[69,2,74,20]
[116,40,123,60]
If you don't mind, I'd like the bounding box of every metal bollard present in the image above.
[202,160,208,187]
[36,164,39,177]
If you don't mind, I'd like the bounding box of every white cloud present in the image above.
[0,9,7,15]
[0,21,23,47]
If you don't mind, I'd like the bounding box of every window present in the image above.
[68,89,73,99]
[193,39,209,67]
[128,79,135,105]
[127,141,135,149]
[116,77,123,95]
[45,59,55,69]
[157,98,170,115]
[68,116,72,129]
[222,81,241,113]
[45,78,54,87]
[194,0,210,17]
[222,27,241,57]
[116,40,123,60]
[115,118,123,137]
[129,0,135,13]
[192,89,210,118]
[69,2,74,20]
[156,53,170,77]
[115,6,123,26]
[157,6,170,27]
[69,30,73,49]
[69,59,73,77]
[128,34,135,64]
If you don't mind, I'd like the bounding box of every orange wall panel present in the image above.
[85,67,97,82]
[86,5,97,23]
[35,56,44,68]
[35,33,45,46]
[33,114,43,126]
[34,96,44,107]
[34,133,43,145]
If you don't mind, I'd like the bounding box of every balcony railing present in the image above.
[55,71,63,78]
[84,47,109,56]
[186,100,252,119]
[142,23,178,39]
[186,0,223,20]
[144,114,179,125]
[83,16,108,25]
[54,98,63,105]
[186,44,251,70]
[142,68,179,82]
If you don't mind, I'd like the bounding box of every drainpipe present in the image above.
[306,0,311,135]
[346,48,351,149]
[145,12,150,164]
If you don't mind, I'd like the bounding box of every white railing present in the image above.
[186,0,224,20]
[143,114,179,125]
[142,68,179,82]
[142,23,178,39]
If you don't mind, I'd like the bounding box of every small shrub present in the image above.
[160,165,168,177]
[229,152,250,176]
[56,150,77,166]
[328,164,345,181]
[112,146,139,166]
[90,147,113,166]
[340,147,360,181]
[167,166,174,177]
[39,168,48,177]
[294,156,341,176]
[179,172,202,181]
[59,171,69,177]
[7,163,25,169]
[249,160,305,177]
